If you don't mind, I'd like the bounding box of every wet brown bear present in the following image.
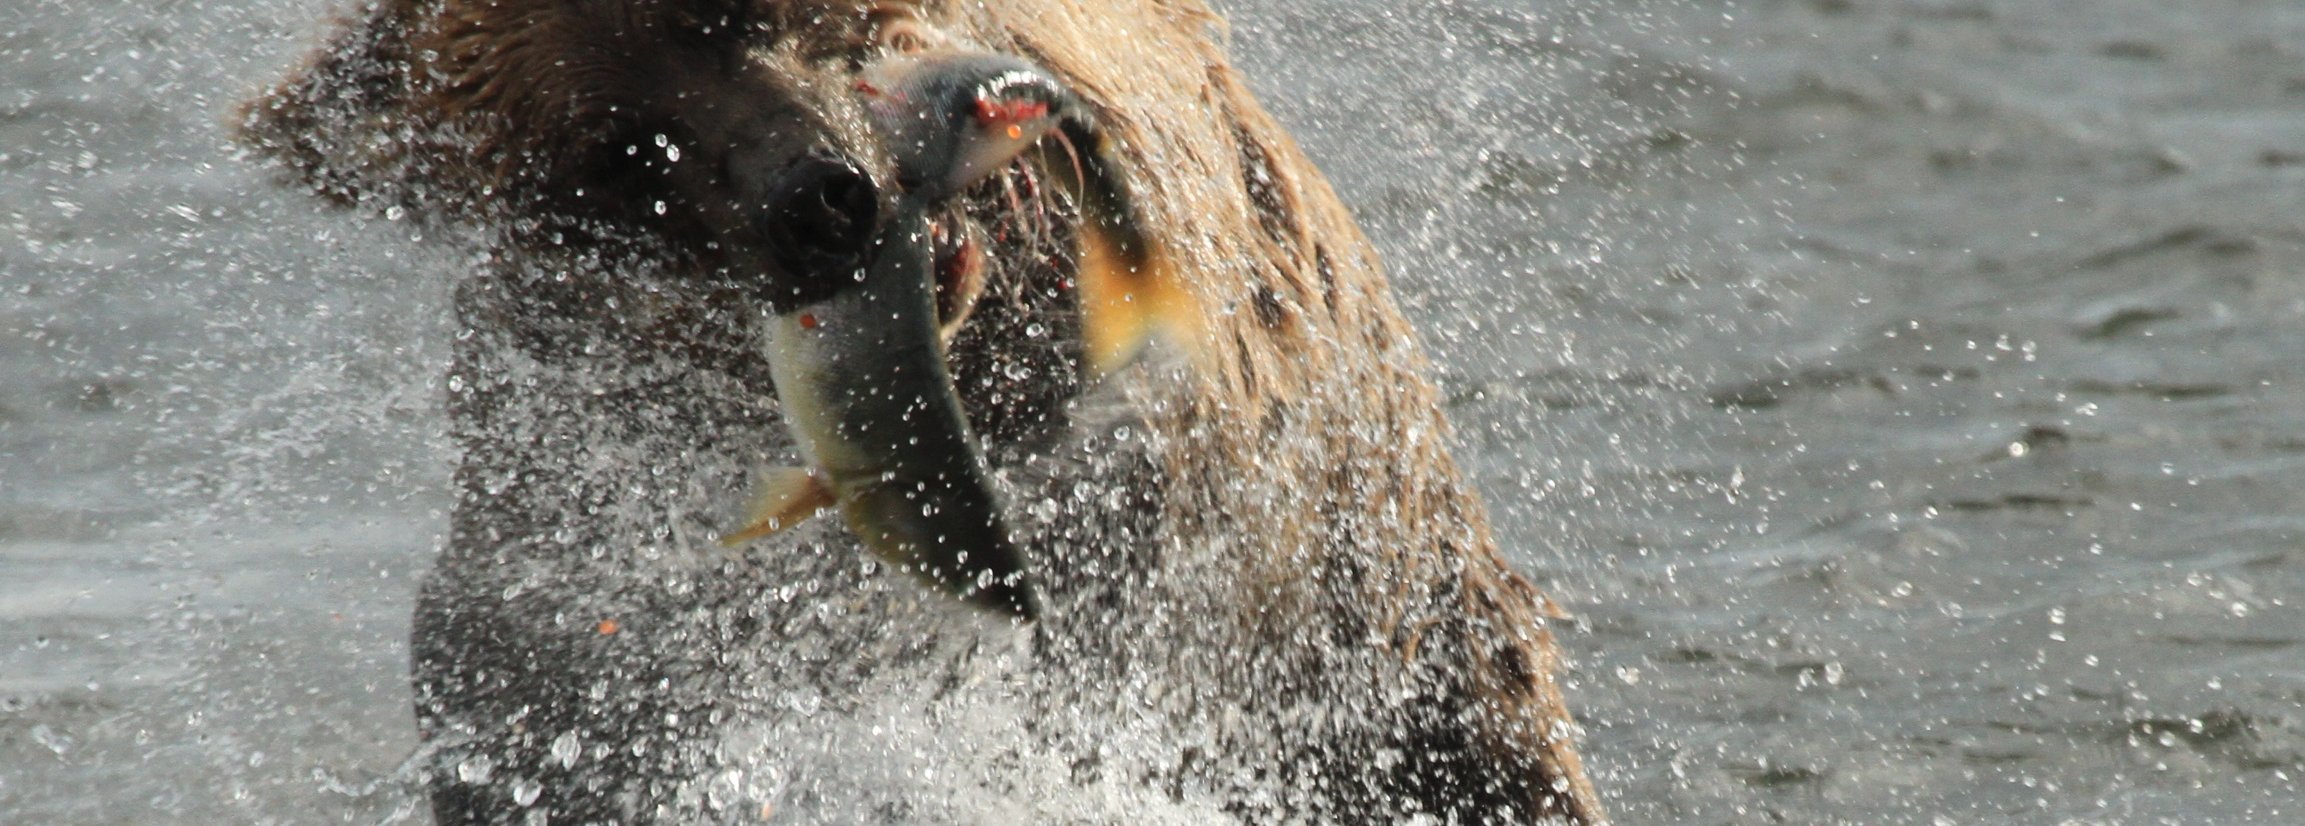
[242,0,1602,822]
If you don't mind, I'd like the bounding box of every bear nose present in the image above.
[760,156,880,277]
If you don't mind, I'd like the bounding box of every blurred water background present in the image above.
[5,0,2303,822]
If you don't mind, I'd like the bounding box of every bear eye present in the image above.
[885,27,927,54]
[867,6,940,55]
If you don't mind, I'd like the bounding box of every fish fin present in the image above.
[1046,123,1203,379]
[719,467,837,546]
[1076,215,1202,379]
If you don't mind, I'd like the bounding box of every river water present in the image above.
[6,0,2302,822]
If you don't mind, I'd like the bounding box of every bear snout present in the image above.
[757,155,880,293]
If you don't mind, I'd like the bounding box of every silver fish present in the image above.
[724,54,1087,620]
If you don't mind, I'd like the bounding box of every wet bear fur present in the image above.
[240,0,1603,822]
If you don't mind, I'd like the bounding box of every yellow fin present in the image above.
[1044,126,1201,380]
[719,467,837,546]
[1077,222,1199,378]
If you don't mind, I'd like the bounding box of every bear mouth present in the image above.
[927,208,987,338]
[860,51,1083,343]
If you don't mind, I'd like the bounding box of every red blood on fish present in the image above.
[936,238,978,293]
[972,97,1003,123]
[972,97,1049,126]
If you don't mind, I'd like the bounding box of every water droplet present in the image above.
[30,724,72,756]
[511,777,542,807]
[550,731,582,768]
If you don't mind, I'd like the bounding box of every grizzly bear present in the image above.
[241,0,1603,823]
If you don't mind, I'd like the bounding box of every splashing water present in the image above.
[9,0,2305,823]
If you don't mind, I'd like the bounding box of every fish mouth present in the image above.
[726,53,1099,621]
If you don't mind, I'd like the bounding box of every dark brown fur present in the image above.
[243,1,1602,822]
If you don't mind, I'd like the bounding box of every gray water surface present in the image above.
[6,0,2303,822]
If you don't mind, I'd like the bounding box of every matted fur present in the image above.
[242,0,1602,822]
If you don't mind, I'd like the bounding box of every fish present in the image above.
[741,199,1040,619]
[721,53,1206,620]
[714,54,1129,620]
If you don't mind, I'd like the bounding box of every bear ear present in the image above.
[235,0,423,207]
[237,0,779,225]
